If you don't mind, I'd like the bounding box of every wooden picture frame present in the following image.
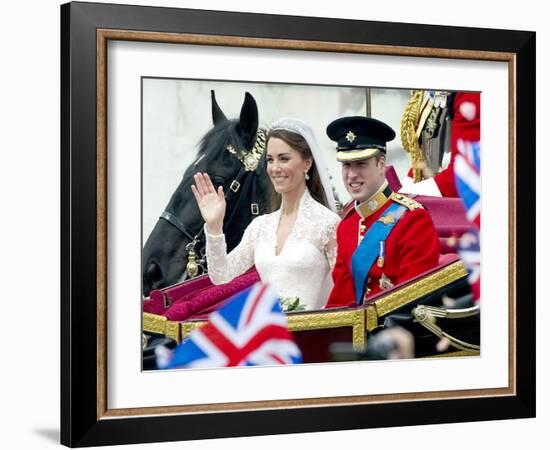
[61,1,535,446]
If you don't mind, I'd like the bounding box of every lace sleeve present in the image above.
[321,214,340,271]
[204,219,258,285]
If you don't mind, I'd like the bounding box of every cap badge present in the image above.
[345,130,356,143]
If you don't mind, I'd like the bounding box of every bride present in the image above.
[191,118,340,310]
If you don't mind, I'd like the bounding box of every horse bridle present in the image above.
[159,128,266,279]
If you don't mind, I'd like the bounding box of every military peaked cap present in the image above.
[326,116,396,162]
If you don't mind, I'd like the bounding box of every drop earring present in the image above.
[305,171,310,181]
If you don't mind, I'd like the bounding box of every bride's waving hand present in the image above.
[191,172,226,235]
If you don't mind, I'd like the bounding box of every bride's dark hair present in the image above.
[265,129,329,211]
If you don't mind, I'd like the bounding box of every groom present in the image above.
[325,116,440,308]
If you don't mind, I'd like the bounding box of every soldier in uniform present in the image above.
[400,91,481,197]
[431,92,480,197]
[324,116,440,308]
[401,90,454,184]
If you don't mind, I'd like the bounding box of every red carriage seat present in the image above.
[385,165,470,253]
[143,267,260,321]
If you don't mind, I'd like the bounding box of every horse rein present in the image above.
[159,211,196,241]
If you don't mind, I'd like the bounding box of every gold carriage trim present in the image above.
[181,321,206,342]
[143,312,180,342]
[365,305,380,332]
[143,312,167,334]
[179,308,367,350]
[370,260,468,320]
[165,321,181,342]
[287,308,366,351]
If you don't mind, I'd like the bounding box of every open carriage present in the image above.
[142,190,480,366]
[141,91,480,368]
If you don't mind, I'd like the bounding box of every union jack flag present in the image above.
[159,283,302,369]
[457,230,481,303]
[454,139,481,230]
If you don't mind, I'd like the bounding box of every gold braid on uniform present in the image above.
[400,90,425,183]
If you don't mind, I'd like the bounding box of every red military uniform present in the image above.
[433,92,481,197]
[325,185,440,308]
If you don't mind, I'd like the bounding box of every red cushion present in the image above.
[142,273,213,314]
[161,273,213,300]
[163,268,260,321]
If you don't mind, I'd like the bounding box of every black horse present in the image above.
[142,91,272,297]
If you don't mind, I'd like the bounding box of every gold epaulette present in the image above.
[390,192,424,211]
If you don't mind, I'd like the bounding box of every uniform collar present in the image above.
[355,180,392,219]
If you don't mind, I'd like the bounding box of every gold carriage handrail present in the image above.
[412,304,480,353]
[414,304,480,320]
[370,260,468,319]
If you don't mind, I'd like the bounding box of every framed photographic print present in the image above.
[61,1,535,447]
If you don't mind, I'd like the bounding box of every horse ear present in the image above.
[237,92,259,150]
[211,90,227,125]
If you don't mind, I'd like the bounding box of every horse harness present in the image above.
[159,128,267,279]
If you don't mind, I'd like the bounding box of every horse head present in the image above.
[142,91,271,297]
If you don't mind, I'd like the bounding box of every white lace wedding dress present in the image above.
[205,189,340,310]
